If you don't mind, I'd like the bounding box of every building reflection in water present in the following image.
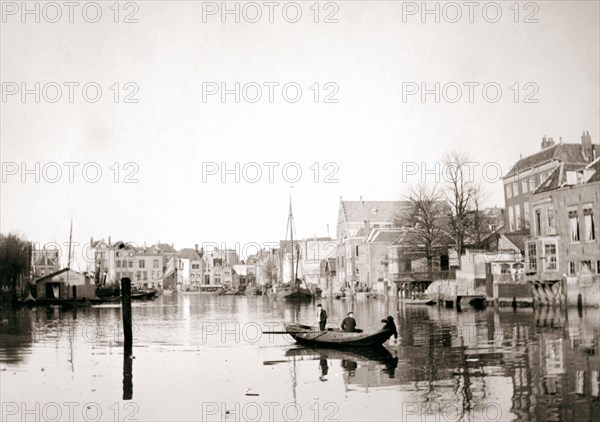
[2,300,598,422]
[278,305,598,421]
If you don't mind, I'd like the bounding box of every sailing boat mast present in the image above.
[66,219,73,286]
[288,196,295,284]
[67,219,73,270]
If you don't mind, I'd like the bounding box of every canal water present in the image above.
[1,296,598,422]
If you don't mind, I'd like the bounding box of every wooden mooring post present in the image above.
[121,277,133,400]
[121,277,133,355]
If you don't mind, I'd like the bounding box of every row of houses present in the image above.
[84,239,247,290]
[502,131,600,307]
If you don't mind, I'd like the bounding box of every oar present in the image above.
[263,331,324,334]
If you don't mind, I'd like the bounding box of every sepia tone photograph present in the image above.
[1,1,599,421]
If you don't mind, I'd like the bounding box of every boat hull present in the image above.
[284,323,392,348]
[276,287,313,302]
[401,299,436,305]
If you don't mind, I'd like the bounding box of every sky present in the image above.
[1,0,599,267]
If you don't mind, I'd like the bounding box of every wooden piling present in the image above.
[121,277,132,356]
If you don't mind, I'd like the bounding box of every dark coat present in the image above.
[318,308,327,322]
[381,317,398,339]
[341,316,357,332]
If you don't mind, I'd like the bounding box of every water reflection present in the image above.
[0,297,598,421]
[285,346,399,383]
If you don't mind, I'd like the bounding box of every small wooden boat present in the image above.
[140,288,157,300]
[284,323,393,348]
[401,298,436,305]
[199,286,225,295]
[220,289,239,296]
[130,292,148,300]
[276,283,313,302]
[16,292,36,307]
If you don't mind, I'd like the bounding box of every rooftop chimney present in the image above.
[541,135,555,150]
[582,130,593,161]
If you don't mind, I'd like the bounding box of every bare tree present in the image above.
[442,152,479,266]
[397,184,450,272]
[468,184,493,249]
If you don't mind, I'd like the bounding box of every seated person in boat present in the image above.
[341,312,357,332]
[381,316,398,341]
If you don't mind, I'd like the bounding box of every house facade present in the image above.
[32,247,60,279]
[356,228,403,288]
[525,158,600,306]
[335,197,409,288]
[503,132,597,235]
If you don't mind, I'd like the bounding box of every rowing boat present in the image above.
[284,323,392,348]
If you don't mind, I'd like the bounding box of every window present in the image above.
[524,202,530,229]
[153,259,159,268]
[355,245,359,256]
[128,261,133,268]
[506,184,513,199]
[583,205,595,241]
[597,261,600,274]
[139,260,145,268]
[534,209,542,236]
[568,262,576,275]
[151,271,155,278]
[515,206,521,231]
[581,261,592,273]
[522,179,529,193]
[116,260,121,268]
[136,271,141,280]
[547,207,555,232]
[569,210,580,242]
[508,206,515,231]
[143,271,147,280]
[513,182,519,196]
[544,242,557,270]
[527,242,537,272]
[531,176,538,191]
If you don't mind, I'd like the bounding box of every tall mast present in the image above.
[66,219,73,288]
[289,195,294,283]
[67,219,73,269]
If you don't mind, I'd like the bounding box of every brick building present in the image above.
[525,158,600,306]
[503,131,598,236]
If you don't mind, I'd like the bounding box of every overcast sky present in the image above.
[1,0,599,266]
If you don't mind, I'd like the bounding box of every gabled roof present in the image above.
[505,143,598,178]
[501,233,528,252]
[339,200,410,224]
[179,248,201,261]
[35,255,57,267]
[364,228,404,244]
[35,268,84,283]
[534,158,600,194]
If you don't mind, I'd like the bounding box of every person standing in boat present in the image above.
[316,304,327,331]
[341,312,357,332]
[381,316,398,343]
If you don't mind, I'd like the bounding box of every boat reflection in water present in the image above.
[284,346,399,385]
